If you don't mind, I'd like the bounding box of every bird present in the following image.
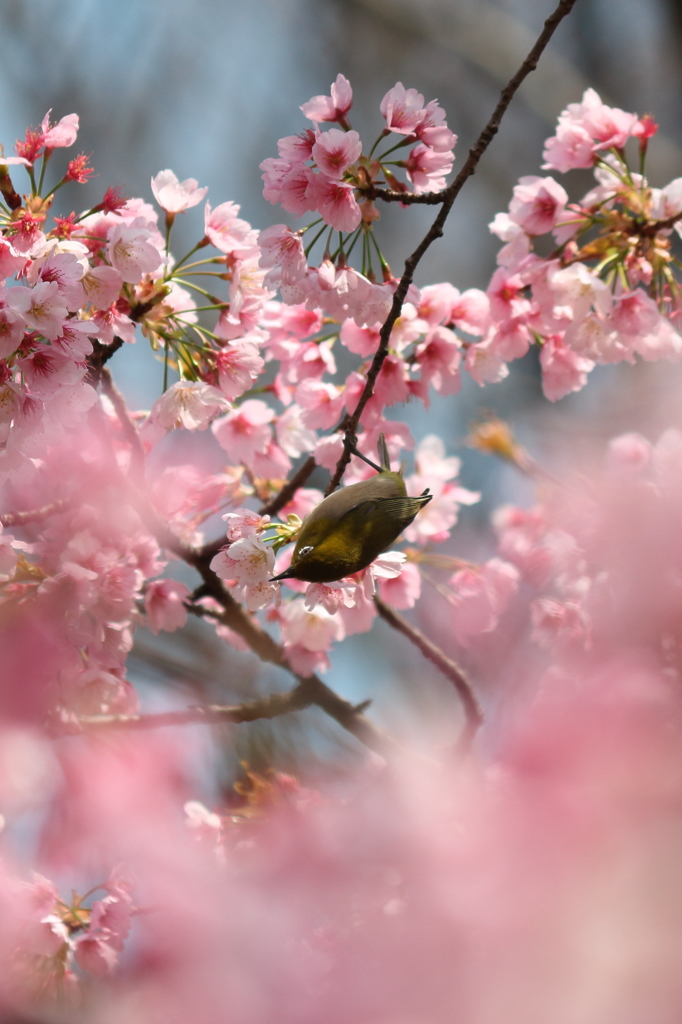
[271,434,432,584]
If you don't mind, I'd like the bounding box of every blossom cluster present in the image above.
[483,89,682,400]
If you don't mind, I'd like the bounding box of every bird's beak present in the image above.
[270,567,296,582]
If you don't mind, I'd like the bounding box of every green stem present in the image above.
[304,222,328,258]
[376,137,414,161]
[36,151,51,196]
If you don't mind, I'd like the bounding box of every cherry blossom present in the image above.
[311,129,362,179]
[204,201,257,255]
[380,83,427,135]
[144,579,191,634]
[300,74,353,124]
[151,169,208,213]
[41,109,79,148]
[212,399,274,464]
[150,380,230,431]
[107,222,163,283]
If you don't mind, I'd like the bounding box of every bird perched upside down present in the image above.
[271,435,432,584]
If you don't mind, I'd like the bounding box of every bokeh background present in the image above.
[3,0,682,778]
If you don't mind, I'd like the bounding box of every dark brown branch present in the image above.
[368,187,444,205]
[259,454,317,518]
[145,534,402,756]
[86,336,127,386]
[75,674,409,758]
[86,292,169,386]
[0,500,70,528]
[638,210,682,237]
[374,596,483,753]
[76,683,313,731]
[326,0,579,495]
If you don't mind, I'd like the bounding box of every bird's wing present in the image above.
[376,492,432,523]
[339,491,432,525]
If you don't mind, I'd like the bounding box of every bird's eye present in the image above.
[299,545,314,557]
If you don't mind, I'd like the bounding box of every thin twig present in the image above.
[326,0,579,495]
[374,595,483,753]
[100,367,146,478]
[76,684,313,730]
[181,564,404,756]
[368,187,444,205]
[259,455,317,518]
[0,500,70,528]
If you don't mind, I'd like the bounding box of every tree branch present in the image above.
[86,336,127,387]
[326,0,579,495]
[0,501,70,528]
[100,367,146,478]
[374,596,483,753]
[184,562,404,755]
[75,683,313,731]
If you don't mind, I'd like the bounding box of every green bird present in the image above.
[271,435,432,584]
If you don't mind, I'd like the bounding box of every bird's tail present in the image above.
[378,432,391,472]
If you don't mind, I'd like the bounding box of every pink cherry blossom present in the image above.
[6,281,68,341]
[304,579,359,613]
[306,175,362,232]
[91,302,136,345]
[404,144,453,193]
[377,560,421,609]
[144,579,191,634]
[605,433,652,476]
[222,508,270,541]
[151,381,230,431]
[27,250,86,311]
[151,169,208,213]
[449,557,520,645]
[204,201,257,255]
[258,224,307,285]
[540,335,595,400]
[107,222,163,284]
[0,238,28,279]
[340,319,381,357]
[0,304,26,359]
[275,404,317,458]
[568,88,640,150]
[300,74,353,123]
[295,379,344,429]
[374,354,411,405]
[449,288,490,335]
[210,535,278,611]
[280,600,344,654]
[215,340,264,400]
[267,162,317,217]
[415,326,462,395]
[509,175,569,235]
[311,129,362,179]
[212,399,274,463]
[403,436,479,545]
[487,267,532,323]
[530,596,585,649]
[18,346,85,398]
[542,121,595,172]
[277,129,317,163]
[73,889,132,977]
[82,264,124,310]
[380,83,426,135]
[41,110,79,148]
[489,212,532,269]
[251,437,291,478]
